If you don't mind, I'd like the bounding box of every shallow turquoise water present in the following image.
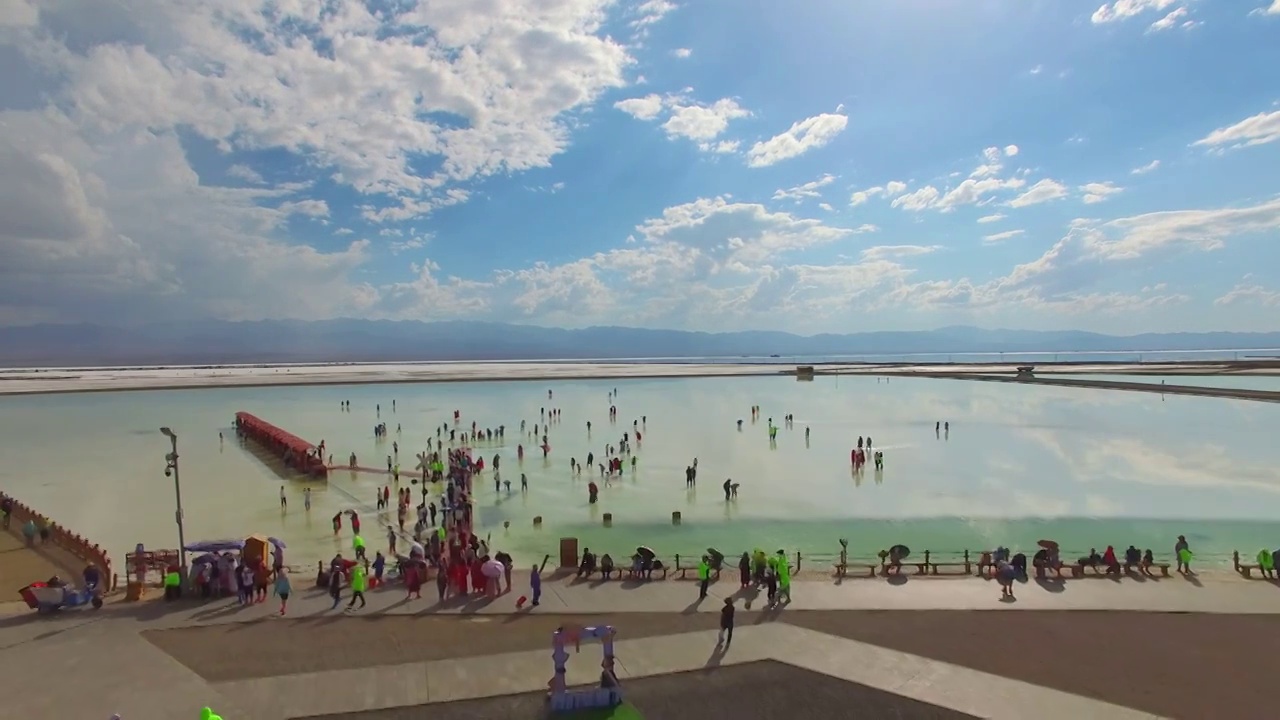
[1,374,1277,568]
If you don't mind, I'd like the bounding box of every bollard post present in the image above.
[675,554,682,571]
[963,549,971,574]
[795,551,802,573]
[924,550,932,575]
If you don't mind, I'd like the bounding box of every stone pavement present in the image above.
[211,623,1157,720]
[0,521,89,603]
[11,570,1271,633]
[1,573,1275,720]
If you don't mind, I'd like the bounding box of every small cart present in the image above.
[19,581,103,613]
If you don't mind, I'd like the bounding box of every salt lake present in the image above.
[1,374,1277,569]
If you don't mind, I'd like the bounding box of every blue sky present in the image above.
[1,0,1279,334]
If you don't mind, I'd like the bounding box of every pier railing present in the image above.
[1,491,114,589]
[585,546,1244,578]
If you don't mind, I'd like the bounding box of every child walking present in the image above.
[274,567,292,615]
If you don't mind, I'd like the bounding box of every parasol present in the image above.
[481,559,504,578]
[636,546,655,560]
[185,540,244,553]
[890,544,910,558]
[1037,539,1058,550]
[410,542,425,557]
[268,537,287,549]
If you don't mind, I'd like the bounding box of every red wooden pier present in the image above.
[234,411,328,478]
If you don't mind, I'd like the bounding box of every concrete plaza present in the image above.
[2,569,1277,720]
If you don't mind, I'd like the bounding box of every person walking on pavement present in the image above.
[530,563,542,607]
[718,598,735,646]
[328,566,343,610]
[346,563,368,611]
[697,555,711,599]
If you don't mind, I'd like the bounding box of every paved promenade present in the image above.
[1,571,1277,720]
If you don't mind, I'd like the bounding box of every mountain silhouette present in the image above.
[0,320,1276,366]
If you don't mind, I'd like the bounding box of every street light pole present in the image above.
[160,427,187,568]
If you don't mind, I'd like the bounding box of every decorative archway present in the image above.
[548,624,623,712]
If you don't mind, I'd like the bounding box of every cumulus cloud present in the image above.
[746,112,848,168]
[615,91,750,149]
[1008,179,1069,208]
[1080,182,1124,204]
[662,98,751,141]
[615,95,666,121]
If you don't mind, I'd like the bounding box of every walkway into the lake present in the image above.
[921,372,1280,403]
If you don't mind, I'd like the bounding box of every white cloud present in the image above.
[615,95,666,121]
[1004,145,1020,157]
[389,234,431,255]
[977,213,1006,224]
[0,113,376,323]
[1249,1,1280,16]
[818,202,834,212]
[746,112,848,168]
[631,0,678,28]
[1091,0,1179,24]
[672,48,692,58]
[8,0,634,216]
[1029,65,1044,75]
[983,229,1025,244]
[880,197,1280,316]
[1080,181,1124,204]
[616,92,750,149]
[1130,160,1161,175]
[861,245,941,261]
[662,98,750,141]
[1008,179,1069,208]
[1215,278,1280,307]
[891,186,941,211]
[1147,7,1192,32]
[227,164,265,184]
[279,199,330,218]
[374,196,911,329]
[773,174,837,202]
[1193,109,1280,150]
[698,140,741,154]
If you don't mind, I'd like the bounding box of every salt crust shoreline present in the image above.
[1,360,1278,396]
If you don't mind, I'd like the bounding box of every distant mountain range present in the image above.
[0,320,1278,367]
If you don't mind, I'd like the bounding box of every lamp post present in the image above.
[160,427,188,568]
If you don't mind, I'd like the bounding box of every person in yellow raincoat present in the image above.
[202,708,222,720]
[1257,549,1275,579]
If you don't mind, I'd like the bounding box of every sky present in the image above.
[1,0,1279,335]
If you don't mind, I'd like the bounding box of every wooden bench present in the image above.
[925,560,972,576]
[832,562,877,578]
[625,564,668,581]
[676,566,721,581]
[879,561,927,576]
[1125,561,1171,577]
[1233,551,1275,579]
